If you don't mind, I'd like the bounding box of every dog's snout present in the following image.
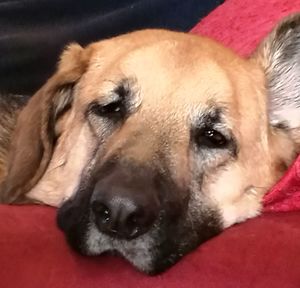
[91,165,160,240]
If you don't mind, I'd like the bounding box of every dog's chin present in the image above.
[58,204,223,274]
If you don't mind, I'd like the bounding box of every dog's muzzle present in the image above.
[57,160,222,274]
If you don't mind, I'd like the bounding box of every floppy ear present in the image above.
[253,13,300,139]
[0,43,90,204]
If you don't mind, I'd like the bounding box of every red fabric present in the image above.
[264,156,300,212]
[1,205,300,288]
[1,0,300,287]
[191,0,300,57]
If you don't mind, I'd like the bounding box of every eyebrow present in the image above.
[113,77,137,101]
[196,106,224,128]
[86,77,140,118]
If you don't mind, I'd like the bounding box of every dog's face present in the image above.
[1,14,300,274]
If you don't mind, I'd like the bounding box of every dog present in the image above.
[0,13,300,274]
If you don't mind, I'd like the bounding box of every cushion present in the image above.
[1,206,300,287]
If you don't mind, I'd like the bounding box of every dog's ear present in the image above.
[0,43,90,203]
[253,13,300,139]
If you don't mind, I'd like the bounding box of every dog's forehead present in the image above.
[78,30,265,131]
[121,41,234,105]
[83,33,239,104]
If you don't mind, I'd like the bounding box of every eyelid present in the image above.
[206,123,232,139]
[96,91,122,107]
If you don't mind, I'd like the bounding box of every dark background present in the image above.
[0,0,223,94]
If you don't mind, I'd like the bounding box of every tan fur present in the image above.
[0,24,299,227]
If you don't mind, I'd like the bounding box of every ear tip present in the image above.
[278,12,300,27]
[58,43,85,72]
[271,13,300,40]
[256,12,300,131]
[64,42,84,53]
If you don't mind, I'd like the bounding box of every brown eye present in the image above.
[196,128,228,148]
[91,100,126,120]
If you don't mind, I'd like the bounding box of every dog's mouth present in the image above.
[57,187,222,274]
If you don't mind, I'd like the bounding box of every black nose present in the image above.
[91,166,160,240]
[92,196,156,239]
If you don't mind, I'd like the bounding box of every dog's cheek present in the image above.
[147,193,223,274]
[204,163,263,228]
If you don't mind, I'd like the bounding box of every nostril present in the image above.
[124,208,156,239]
[126,212,141,237]
[127,212,138,226]
[92,202,111,224]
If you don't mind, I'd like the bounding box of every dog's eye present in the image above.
[196,128,228,148]
[91,100,125,119]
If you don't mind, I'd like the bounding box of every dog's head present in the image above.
[2,14,300,274]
